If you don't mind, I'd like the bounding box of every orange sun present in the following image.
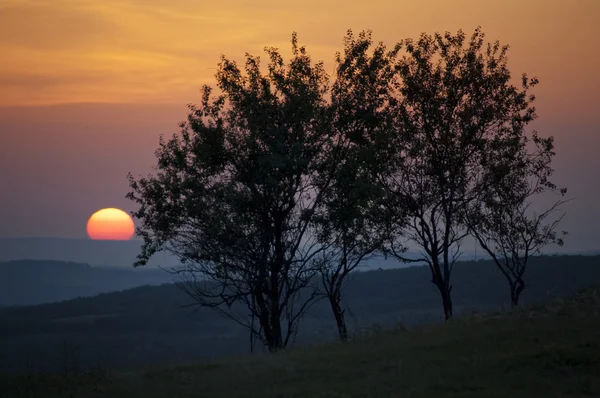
[86,208,135,240]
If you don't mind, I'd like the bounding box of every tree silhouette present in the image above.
[128,34,338,351]
[465,131,569,307]
[313,30,405,340]
[379,27,555,320]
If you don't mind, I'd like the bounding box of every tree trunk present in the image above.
[510,279,525,308]
[442,286,453,321]
[328,295,348,341]
[262,320,284,352]
[434,281,453,321]
[430,257,453,321]
[254,290,284,352]
[268,308,284,351]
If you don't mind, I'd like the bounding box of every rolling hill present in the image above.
[0,259,173,306]
[1,285,599,397]
[0,238,179,268]
[0,254,599,373]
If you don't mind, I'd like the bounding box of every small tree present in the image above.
[465,132,569,307]
[313,30,404,341]
[380,27,543,320]
[127,34,338,352]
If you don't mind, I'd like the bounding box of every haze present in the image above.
[0,0,598,252]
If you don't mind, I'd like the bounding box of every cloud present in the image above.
[0,2,123,51]
[0,0,342,105]
[0,0,599,111]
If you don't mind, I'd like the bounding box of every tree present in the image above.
[127,33,339,352]
[379,27,544,320]
[312,30,404,340]
[465,131,569,307]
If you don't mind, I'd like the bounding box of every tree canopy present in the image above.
[128,27,567,348]
[374,27,563,320]
[128,34,339,351]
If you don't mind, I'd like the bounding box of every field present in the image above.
[2,255,600,373]
[1,285,599,398]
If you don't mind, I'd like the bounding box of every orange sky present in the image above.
[0,0,599,251]
[1,0,598,121]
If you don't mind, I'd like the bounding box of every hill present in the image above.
[0,242,474,306]
[0,255,599,374]
[0,237,180,268]
[1,285,599,397]
[0,237,480,270]
[0,259,174,306]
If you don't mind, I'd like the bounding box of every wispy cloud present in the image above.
[0,0,342,105]
[0,0,598,112]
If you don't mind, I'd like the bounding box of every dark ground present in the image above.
[1,284,599,397]
[0,255,599,374]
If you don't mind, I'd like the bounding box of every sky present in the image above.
[0,0,599,252]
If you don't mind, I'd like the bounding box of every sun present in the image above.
[86,208,135,240]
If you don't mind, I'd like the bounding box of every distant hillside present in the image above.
[0,255,599,372]
[0,253,485,307]
[0,237,487,269]
[0,259,174,306]
[2,286,598,397]
[0,237,180,268]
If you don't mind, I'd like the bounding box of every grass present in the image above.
[1,286,599,398]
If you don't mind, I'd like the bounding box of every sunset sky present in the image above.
[0,0,598,252]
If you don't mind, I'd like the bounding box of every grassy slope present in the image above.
[2,286,599,398]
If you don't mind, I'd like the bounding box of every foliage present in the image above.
[128,26,569,344]
[128,33,337,351]
[464,129,569,306]
[311,30,405,340]
[378,27,555,320]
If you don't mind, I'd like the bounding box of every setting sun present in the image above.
[86,208,135,240]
